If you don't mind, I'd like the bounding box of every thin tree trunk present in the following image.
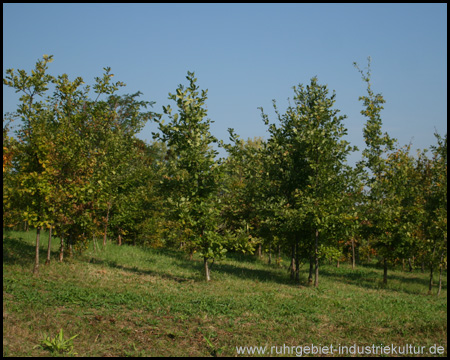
[308,255,314,285]
[429,263,434,294]
[204,257,211,282]
[437,252,444,296]
[59,237,64,262]
[408,257,413,272]
[68,238,73,258]
[45,226,52,265]
[93,235,97,253]
[268,238,272,265]
[33,226,41,275]
[383,258,388,285]
[351,237,356,270]
[336,260,340,268]
[118,230,122,246]
[277,244,281,267]
[103,202,111,246]
[314,229,319,288]
[429,245,436,294]
[290,244,296,280]
[294,241,300,282]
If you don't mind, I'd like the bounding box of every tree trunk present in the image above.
[68,238,73,258]
[408,257,413,272]
[277,245,281,267]
[308,255,314,285]
[336,260,340,268]
[429,245,436,294]
[45,226,52,265]
[257,243,262,259]
[268,239,272,265]
[437,252,444,296]
[93,234,97,253]
[204,257,211,282]
[383,258,388,285]
[351,237,356,270]
[429,263,434,294]
[294,241,300,282]
[118,231,122,246]
[33,226,41,275]
[103,202,111,246]
[314,229,319,288]
[59,237,64,262]
[290,244,296,280]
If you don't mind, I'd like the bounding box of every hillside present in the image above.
[3,230,447,357]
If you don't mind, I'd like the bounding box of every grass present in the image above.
[3,229,447,357]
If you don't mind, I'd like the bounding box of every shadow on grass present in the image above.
[85,248,296,286]
[3,233,61,268]
[317,266,447,295]
[3,235,37,267]
[5,232,444,294]
[87,257,202,283]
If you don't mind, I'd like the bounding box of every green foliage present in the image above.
[153,72,225,278]
[3,55,446,293]
[260,76,357,286]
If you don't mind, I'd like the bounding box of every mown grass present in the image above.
[3,230,447,357]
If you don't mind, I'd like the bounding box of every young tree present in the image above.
[354,57,397,284]
[153,71,224,281]
[260,77,356,287]
[4,55,156,267]
[221,131,266,256]
[3,55,56,274]
[418,133,447,294]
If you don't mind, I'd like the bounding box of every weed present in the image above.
[34,329,78,355]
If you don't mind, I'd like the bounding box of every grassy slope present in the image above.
[3,230,447,357]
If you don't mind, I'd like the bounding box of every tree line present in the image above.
[3,56,447,293]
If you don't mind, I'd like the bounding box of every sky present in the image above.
[3,3,447,165]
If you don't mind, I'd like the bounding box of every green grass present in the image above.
[3,230,447,357]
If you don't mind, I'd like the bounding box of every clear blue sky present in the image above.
[3,3,447,164]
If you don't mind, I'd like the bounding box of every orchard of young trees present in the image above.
[3,56,447,293]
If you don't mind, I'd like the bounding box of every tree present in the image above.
[260,77,356,287]
[3,115,20,228]
[354,57,397,284]
[3,55,156,268]
[153,71,224,281]
[373,144,419,282]
[221,131,266,256]
[417,133,447,294]
[3,54,56,274]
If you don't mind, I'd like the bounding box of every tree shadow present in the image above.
[87,257,201,283]
[3,234,61,268]
[5,232,444,295]
[85,248,297,286]
[3,235,36,267]
[208,261,296,286]
[317,266,446,295]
